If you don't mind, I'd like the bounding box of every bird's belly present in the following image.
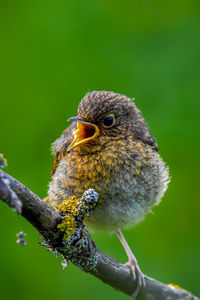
[86,158,169,230]
[85,171,150,231]
[85,192,147,231]
[48,149,169,231]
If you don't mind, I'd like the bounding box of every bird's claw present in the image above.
[124,260,145,299]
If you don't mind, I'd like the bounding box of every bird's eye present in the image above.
[102,115,115,128]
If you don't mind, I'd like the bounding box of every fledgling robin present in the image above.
[46,91,169,299]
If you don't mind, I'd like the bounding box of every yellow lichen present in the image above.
[56,195,90,242]
[57,214,76,241]
[0,155,7,168]
[168,284,190,292]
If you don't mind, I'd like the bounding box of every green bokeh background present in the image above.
[0,1,200,299]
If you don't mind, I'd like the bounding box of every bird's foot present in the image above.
[116,230,145,299]
[124,258,145,299]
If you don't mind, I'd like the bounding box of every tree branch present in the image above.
[0,168,199,300]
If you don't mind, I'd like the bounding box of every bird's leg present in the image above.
[116,230,145,299]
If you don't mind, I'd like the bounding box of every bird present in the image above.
[45,91,169,299]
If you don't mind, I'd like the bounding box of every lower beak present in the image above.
[67,117,100,152]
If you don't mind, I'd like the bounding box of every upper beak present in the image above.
[67,116,100,152]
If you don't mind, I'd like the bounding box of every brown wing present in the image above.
[51,155,63,176]
[51,123,77,176]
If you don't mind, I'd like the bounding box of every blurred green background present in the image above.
[0,1,200,299]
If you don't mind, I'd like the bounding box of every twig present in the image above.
[0,168,199,300]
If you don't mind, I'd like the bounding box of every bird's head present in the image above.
[67,91,158,152]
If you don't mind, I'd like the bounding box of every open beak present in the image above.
[67,116,100,152]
